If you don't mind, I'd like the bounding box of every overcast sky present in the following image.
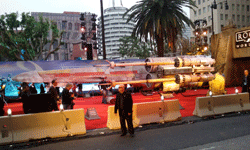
[0,0,190,19]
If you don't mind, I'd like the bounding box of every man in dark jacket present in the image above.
[49,79,59,111]
[62,83,75,110]
[114,84,134,137]
[242,70,250,93]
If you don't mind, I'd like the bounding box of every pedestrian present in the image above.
[99,77,112,104]
[62,83,75,110]
[20,85,31,114]
[114,84,134,137]
[40,83,45,94]
[48,79,60,111]
[29,83,37,94]
[242,70,250,93]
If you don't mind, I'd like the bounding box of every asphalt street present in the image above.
[21,114,250,150]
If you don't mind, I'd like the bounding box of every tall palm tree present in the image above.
[124,0,196,57]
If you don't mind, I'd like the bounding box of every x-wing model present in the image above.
[13,55,215,93]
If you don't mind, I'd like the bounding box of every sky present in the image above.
[0,0,190,19]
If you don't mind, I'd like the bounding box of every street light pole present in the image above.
[100,0,106,60]
[211,0,217,35]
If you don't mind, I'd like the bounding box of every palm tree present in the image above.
[124,0,196,57]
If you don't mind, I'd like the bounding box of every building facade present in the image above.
[31,11,97,61]
[97,7,135,60]
[190,0,250,44]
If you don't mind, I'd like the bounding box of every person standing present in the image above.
[49,79,60,111]
[29,83,37,94]
[40,83,45,94]
[242,70,250,93]
[20,85,31,114]
[62,83,75,110]
[114,84,134,137]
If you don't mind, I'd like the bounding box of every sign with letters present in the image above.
[235,30,250,49]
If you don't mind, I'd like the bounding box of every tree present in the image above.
[124,0,196,57]
[119,36,156,59]
[0,12,63,61]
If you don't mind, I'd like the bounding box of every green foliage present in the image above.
[124,0,196,57]
[119,36,155,59]
[0,12,63,61]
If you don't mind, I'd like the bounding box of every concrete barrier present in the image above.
[238,93,250,111]
[193,93,250,117]
[106,105,138,130]
[162,100,182,122]
[193,97,215,117]
[107,99,182,129]
[0,109,86,144]
[133,101,165,125]
[0,116,13,145]
[213,94,242,115]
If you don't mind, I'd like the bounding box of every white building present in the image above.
[97,6,135,60]
[190,0,250,44]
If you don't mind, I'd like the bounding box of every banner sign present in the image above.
[235,29,250,49]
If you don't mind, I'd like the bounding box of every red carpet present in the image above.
[3,87,241,130]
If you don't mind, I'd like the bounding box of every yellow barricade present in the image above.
[193,96,215,117]
[162,100,182,122]
[11,109,86,143]
[107,100,182,129]
[0,116,13,145]
[133,101,165,125]
[107,105,138,130]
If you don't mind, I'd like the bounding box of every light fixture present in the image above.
[209,90,212,97]
[203,31,207,36]
[60,104,64,111]
[204,46,208,51]
[235,87,238,94]
[7,109,12,116]
[161,95,164,101]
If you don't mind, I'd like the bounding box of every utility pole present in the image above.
[100,0,106,60]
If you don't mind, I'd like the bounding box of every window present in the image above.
[237,15,240,21]
[220,14,223,20]
[208,16,211,22]
[203,7,206,13]
[198,0,201,5]
[54,53,59,60]
[208,5,210,12]
[232,14,235,21]
[232,4,235,10]
[75,23,79,30]
[194,11,197,17]
[242,5,245,12]
[62,21,67,30]
[199,9,201,15]
[247,5,250,11]
[242,15,245,22]
[237,4,240,11]
[247,16,250,22]
[220,3,223,9]
[225,14,228,20]
[68,22,72,30]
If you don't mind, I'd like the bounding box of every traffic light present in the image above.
[80,13,85,21]
[93,42,98,49]
[82,41,87,49]
[81,22,86,32]
[81,33,86,40]
[92,23,96,31]
[92,33,96,40]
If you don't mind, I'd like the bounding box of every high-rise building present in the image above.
[31,11,97,60]
[97,6,135,60]
[190,0,250,44]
